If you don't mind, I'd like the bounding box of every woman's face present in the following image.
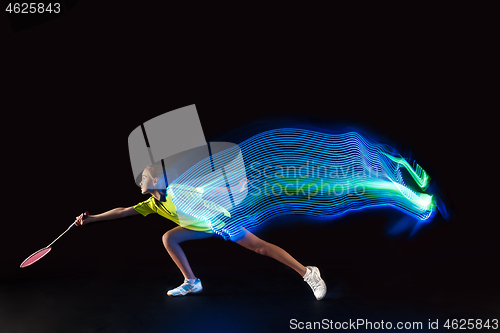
[140,169,157,194]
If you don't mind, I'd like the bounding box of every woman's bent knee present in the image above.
[162,231,176,246]
[254,245,269,256]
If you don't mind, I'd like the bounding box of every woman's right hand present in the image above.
[74,213,92,227]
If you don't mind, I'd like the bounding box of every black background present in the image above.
[1,6,497,333]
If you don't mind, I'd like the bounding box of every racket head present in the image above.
[20,247,52,268]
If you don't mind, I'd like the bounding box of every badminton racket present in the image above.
[20,211,89,268]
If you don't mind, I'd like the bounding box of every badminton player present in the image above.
[74,163,327,300]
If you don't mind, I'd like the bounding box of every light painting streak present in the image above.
[167,128,435,240]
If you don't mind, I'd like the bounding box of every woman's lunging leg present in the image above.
[162,226,213,280]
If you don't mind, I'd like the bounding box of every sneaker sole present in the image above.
[316,282,327,300]
[167,288,203,297]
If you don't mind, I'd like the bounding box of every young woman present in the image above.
[74,163,327,300]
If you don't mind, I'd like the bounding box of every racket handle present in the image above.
[69,211,89,229]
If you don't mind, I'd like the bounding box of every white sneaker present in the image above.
[304,266,327,300]
[167,278,203,297]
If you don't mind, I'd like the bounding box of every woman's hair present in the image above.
[146,162,164,179]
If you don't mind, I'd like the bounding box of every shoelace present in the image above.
[306,274,322,293]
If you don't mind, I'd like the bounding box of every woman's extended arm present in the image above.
[74,206,139,226]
